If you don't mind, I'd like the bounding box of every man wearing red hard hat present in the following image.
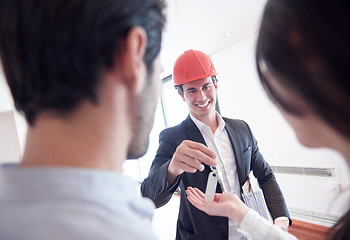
[141,50,290,239]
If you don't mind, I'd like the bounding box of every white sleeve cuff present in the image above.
[238,209,297,240]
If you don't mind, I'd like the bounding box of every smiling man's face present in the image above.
[181,77,218,122]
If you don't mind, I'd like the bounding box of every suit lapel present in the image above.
[183,115,207,146]
[224,120,246,187]
[183,115,247,186]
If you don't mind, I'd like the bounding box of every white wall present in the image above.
[211,33,350,225]
[0,111,21,162]
[0,67,27,160]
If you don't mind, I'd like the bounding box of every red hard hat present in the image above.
[173,49,217,85]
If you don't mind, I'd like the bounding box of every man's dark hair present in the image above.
[0,0,166,125]
[174,75,218,95]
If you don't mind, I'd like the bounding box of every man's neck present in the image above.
[192,112,218,134]
[20,98,130,172]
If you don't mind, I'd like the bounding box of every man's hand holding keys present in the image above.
[167,140,217,187]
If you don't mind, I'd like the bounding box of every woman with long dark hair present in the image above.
[186,0,350,239]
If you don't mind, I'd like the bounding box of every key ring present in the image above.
[209,165,226,193]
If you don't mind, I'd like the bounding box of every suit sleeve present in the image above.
[243,122,291,224]
[140,129,182,208]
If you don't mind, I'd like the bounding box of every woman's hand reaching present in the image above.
[185,186,249,225]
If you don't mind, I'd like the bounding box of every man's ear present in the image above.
[181,92,186,102]
[214,80,218,92]
[117,26,148,94]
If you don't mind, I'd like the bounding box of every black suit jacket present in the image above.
[141,115,290,240]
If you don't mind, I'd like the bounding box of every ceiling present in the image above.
[0,0,268,93]
[160,0,267,78]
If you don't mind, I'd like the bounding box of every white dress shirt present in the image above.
[190,113,245,240]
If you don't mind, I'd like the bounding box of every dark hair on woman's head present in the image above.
[0,0,166,125]
[257,1,350,238]
[256,0,350,139]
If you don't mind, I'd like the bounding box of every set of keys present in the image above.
[205,165,225,202]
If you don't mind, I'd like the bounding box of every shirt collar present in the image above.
[190,112,225,133]
[0,163,140,202]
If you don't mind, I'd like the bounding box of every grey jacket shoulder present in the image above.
[223,117,249,128]
[158,116,202,144]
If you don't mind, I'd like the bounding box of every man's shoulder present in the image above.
[160,117,191,135]
[0,187,157,240]
[222,117,249,128]
[222,117,255,139]
[159,125,185,143]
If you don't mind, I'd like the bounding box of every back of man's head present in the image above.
[0,0,165,126]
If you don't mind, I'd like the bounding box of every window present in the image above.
[123,76,188,182]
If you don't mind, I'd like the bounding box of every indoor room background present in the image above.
[1,0,349,239]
